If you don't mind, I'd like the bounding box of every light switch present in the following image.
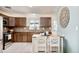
[76,26,78,31]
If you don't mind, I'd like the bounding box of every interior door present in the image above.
[0,16,3,53]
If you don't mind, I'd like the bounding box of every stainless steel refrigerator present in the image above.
[0,16,3,53]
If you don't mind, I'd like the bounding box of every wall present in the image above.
[0,16,3,40]
[0,16,3,52]
[57,7,79,53]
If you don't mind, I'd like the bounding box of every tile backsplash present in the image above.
[14,27,51,32]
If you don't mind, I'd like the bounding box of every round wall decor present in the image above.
[60,7,70,28]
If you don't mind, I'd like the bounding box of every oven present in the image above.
[3,32,11,50]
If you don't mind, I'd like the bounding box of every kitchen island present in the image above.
[32,33,64,53]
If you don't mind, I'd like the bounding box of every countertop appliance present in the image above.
[3,19,8,27]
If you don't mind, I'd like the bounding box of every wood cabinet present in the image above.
[0,13,15,27]
[40,17,51,27]
[22,32,28,42]
[8,17,15,26]
[3,16,15,27]
[13,32,33,42]
[13,32,40,42]
[3,16,26,27]
[13,32,28,42]
[15,17,26,27]
[3,17,26,27]
[27,32,33,42]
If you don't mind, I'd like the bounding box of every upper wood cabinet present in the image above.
[3,17,15,27]
[8,17,15,26]
[40,17,51,27]
[15,17,26,27]
[0,13,26,27]
[8,17,26,27]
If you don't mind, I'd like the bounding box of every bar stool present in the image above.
[37,36,47,53]
[48,36,61,53]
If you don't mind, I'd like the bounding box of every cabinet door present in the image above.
[13,32,28,42]
[27,32,33,42]
[40,17,51,27]
[45,18,51,27]
[11,33,14,42]
[40,18,45,27]
[22,32,28,42]
[13,33,19,42]
[16,32,23,42]
[15,17,26,27]
[13,33,17,42]
[8,17,15,26]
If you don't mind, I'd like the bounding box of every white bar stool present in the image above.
[37,36,47,53]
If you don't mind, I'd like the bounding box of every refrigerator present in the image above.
[0,16,3,53]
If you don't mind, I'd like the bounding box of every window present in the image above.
[29,19,40,30]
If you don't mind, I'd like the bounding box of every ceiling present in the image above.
[0,6,60,14]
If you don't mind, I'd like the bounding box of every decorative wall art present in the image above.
[60,7,70,28]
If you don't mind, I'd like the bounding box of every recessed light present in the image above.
[32,13,36,16]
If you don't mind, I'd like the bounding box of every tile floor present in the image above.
[3,42,32,53]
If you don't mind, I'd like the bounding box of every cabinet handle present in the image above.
[0,39,2,41]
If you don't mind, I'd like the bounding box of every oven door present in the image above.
[8,34,11,40]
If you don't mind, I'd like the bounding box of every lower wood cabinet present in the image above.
[27,32,33,42]
[13,32,40,42]
[22,33,28,42]
[13,32,28,42]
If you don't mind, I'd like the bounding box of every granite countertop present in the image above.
[14,29,45,32]
[14,27,51,32]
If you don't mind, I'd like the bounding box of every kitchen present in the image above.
[0,6,64,53]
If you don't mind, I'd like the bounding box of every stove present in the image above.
[3,32,12,50]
